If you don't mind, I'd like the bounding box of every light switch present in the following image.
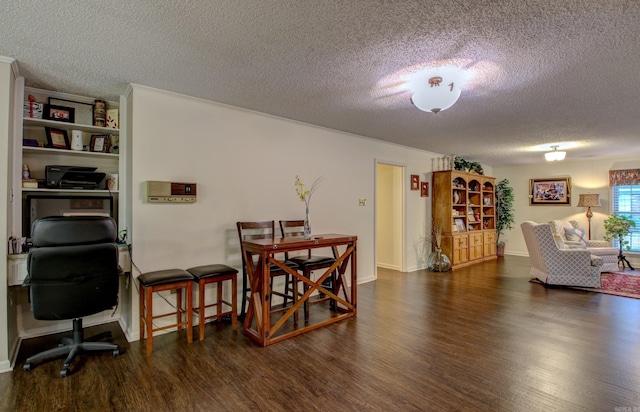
[359,198,367,206]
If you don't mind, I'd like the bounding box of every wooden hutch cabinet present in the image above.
[432,170,498,270]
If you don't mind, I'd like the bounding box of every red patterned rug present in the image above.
[594,270,640,299]
[531,270,640,299]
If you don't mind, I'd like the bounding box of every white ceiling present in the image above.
[2,0,639,166]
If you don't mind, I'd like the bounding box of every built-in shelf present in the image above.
[23,117,119,134]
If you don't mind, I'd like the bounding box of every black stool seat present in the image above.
[289,255,335,266]
[187,264,238,280]
[138,269,193,286]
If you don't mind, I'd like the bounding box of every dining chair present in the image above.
[236,221,299,320]
[279,220,337,321]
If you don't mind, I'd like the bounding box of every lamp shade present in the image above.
[576,193,601,208]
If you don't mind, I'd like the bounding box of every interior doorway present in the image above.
[375,162,405,274]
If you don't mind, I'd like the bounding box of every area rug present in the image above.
[530,271,640,299]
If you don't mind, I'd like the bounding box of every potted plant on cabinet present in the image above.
[495,179,515,257]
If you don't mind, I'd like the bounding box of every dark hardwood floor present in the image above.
[1,256,639,411]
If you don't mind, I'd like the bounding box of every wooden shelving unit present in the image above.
[432,170,497,270]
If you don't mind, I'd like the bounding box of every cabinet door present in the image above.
[452,235,468,264]
[468,233,484,261]
[483,232,497,257]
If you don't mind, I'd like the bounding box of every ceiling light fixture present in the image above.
[544,145,566,161]
[411,75,461,114]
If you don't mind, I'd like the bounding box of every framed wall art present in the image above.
[44,127,70,149]
[420,181,428,197]
[529,177,571,205]
[410,175,419,190]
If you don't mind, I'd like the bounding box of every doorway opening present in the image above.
[375,161,405,276]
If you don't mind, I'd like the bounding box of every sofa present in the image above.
[521,221,602,287]
[548,220,619,273]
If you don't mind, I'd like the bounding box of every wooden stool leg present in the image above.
[139,282,145,341]
[186,282,193,343]
[216,280,223,320]
[199,281,205,341]
[231,276,238,331]
[145,286,153,355]
[176,288,183,330]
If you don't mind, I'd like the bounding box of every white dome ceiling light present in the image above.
[410,74,462,114]
[544,145,566,161]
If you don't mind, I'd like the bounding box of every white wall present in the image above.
[494,157,640,259]
[126,85,439,337]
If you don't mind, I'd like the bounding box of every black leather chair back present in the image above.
[27,216,120,320]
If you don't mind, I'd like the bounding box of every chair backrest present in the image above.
[27,216,120,320]
[279,219,338,259]
[236,221,276,266]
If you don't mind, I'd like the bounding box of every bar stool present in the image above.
[138,269,194,355]
[186,264,238,341]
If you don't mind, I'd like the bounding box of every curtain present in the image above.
[609,169,640,186]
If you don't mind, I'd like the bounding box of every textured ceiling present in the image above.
[2,0,639,166]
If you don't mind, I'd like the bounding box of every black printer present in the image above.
[45,166,106,189]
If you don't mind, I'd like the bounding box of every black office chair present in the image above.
[23,216,121,377]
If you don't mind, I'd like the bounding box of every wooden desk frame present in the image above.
[241,234,357,346]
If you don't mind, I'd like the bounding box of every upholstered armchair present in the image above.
[521,221,602,287]
[548,220,619,272]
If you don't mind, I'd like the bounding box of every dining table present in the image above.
[241,233,357,346]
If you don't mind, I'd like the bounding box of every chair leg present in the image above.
[198,281,206,341]
[231,275,238,331]
[186,282,193,343]
[145,286,153,356]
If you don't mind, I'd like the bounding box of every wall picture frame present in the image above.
[411,174,419,190]
[420,181,428,197]
[43,104,75,123]
[529,177,571,205]
[44,127,70,149]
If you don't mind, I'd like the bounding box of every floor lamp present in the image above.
[576,193,601,240]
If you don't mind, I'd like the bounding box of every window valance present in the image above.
[609,169,640,186]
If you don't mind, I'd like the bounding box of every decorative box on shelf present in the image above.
[23,100,44,119]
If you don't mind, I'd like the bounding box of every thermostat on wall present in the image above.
[146,181,197,203]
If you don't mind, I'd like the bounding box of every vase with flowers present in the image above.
[426,220,451,272]
[295,175,325,239]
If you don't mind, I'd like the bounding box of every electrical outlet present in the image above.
[359,198,367,206]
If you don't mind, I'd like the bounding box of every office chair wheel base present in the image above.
[60,368,70,378]
[23,362,32,371]
[112,349,120,357]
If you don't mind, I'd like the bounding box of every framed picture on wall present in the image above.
[420,181,428,197]
[410,175,419,190]
[529,177,571,205]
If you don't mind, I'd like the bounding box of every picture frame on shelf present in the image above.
[410,175,419,190]
[48,98,93,125]
[420,181,428,197]
[43,104,75,123]
[529,177,571,205]
[90,134,109,152]
[44,127,70,149]
[454,218,466,232]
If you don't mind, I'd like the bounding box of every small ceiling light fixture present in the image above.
[411,75,461,114]
[544,145,566,161]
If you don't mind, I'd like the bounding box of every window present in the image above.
[611,185,640,252]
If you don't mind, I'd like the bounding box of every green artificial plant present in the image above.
[495,178,515,246]
[603,214,636,252]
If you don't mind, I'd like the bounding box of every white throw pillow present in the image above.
[564,227,587,247]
